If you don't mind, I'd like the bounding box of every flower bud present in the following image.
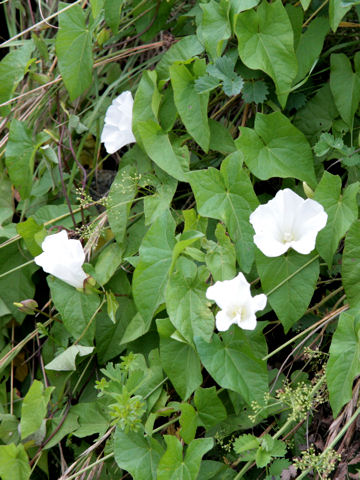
[14,299,38,315]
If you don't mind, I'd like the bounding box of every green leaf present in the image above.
[133,70,161,145]
[242,80,269,104]
[0,41,34,116]
[330,53,360,128]
[20,380,54,439]
[235,0,297,107]
[44,409,79,450]
[294,17,329,84]
[166,257,214,344]
[170,60,210,152]
[233,434,259,454]
[157,318,202,401]
[0,444,31,480]
[293,83,338,141]
[198,460,237,479]
[187,155,258,272]
[157,436,214,480]
[194,387,227,429]
[104,0,123,32]
[5,120,49,199]
[71,402,109,437]
[327,310,360,416]
[209,119,236,154]
[256,250,319,333]
[48,277,100,343]
[45,345,94,371]
[300,0,312,10]
[90,0,104,17]
[144,170,177,225]
[156,35,204,82]
[16,218,46,256]
[314,172,359,267]
[94,242,124,286]
[223,77,244,97]
[179,403,197,444]
[197,0,231,59]
[114,428,164,479]
[133,211,176,323]
[55,2,93,101]
[96,297,136,363]
[0,242,36,322]
[195,75,220,94]
[137,120,188,181]
[205,223,236,282]
[230,0,260,14]
[107,165,137,245]
[194,326,268,404]
[329,0,352,31]
[342,221,360,307]
[236,112,317,188]
[0,175,13,226]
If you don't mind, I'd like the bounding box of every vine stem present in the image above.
[262,304,348,361]
[59,452,114,480]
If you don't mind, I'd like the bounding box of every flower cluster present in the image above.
[206,189,327,332]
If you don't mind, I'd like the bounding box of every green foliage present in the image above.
[330,53,360,128]
[5,120,49,199]
[0,41,34,116]
[195,326,268,404]
[114,428,164,479]
[20,380,54,439]
[235,0,297,107]
[0,444,31,480]
[236,112,317,187]
[314,172,359,267]
[327,310,360,416]
[56,2,93,101]
[157,436,213,480]
[256,250,319,332]
[170,59,210,152]
[2,0,360,477]
[188,155,258,272]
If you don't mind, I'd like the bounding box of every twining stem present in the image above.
[262,304,348,361]
[59,453,114,480]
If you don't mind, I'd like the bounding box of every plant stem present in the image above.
[59,452,114,480]
[262,304,347,361]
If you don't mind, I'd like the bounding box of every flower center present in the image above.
[282,231,294,243]
[227,305,246,323]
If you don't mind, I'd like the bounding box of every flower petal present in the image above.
[238,313,257,330]
[101,91,136,154]
[215,310,235,331]
[252,293,267,312]
[206,273,250,310]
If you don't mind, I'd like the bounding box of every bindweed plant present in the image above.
[1,0,360,479]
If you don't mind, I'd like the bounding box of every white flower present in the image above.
[34,231,87,289]
[206,273,267,331]
[100,91,136,154]
[249,189,328,257]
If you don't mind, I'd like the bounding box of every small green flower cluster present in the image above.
[276,379,326,422]
[294,445,341,479]
[109,388,146,433]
